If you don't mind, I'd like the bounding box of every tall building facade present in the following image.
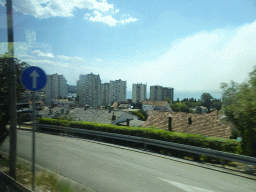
[132,83,147,103]
[45,73,67,100]
[77,73,101,108]
[150,85,164,101]
[101,83,110,106]
[163,87,174,102]
[109,79,126,105]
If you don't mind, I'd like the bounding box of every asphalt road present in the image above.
[1,130,256,192]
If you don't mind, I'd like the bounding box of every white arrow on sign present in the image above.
[30,70,40,89]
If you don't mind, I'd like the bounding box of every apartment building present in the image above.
[101,83,110,106]
[132,83,147,103]
[150,85,164,101]
[163,87,174,102]
[109,79,126,105]
[44,73,67,100]
[77,73,101,108]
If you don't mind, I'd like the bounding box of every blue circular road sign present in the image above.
[21,66,47,91]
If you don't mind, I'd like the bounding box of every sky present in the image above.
[0,0,256,93]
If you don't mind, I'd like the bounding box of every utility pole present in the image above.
[6,0,17,179]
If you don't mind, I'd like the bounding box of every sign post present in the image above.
[6,0,17,180]
[21,66,47,191]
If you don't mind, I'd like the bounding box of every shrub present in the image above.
[38,118,241,158]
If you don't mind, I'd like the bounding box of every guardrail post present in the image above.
[220,159,225,167]
[144,143,147,150]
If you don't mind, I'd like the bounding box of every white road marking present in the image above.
[158,177,214,192]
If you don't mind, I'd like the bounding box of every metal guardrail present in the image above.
[37,124,256,166]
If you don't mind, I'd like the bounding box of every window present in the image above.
[2,1,254,191]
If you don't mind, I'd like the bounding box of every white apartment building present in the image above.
[101,83,110,106]
[163,87,174,102]
[109,79,126,105]
[150,85,164,101]
[132,83,147,103]
[45,73,67,101]
[77,73,101,108]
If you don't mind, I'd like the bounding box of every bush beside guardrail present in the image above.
[38,117,241,162]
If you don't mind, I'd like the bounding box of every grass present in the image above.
[20,125,32,128]
[0,155,83,192]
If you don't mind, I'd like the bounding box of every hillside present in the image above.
[142,110,232,139]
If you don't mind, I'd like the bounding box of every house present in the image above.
[141,101,154,112]
[111,101,131,109]
[153,101,172,112]
[197,106,207,114]
[67,108,143,127]
[111,101,119,108]
[141,101,172,112]
[112,112,142,125]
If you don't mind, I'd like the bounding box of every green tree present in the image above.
[0,54,30,146]
[212,99,222,115]
[164,97,172,103]
[170,102,190,113]
[201,93,213,113]
[0,53,30,103]
[221,66,256,157]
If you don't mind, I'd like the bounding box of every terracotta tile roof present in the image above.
[142,110,232,139]
[152,101,167,107]
[141,101,167,107]
[141,101,154,105]
[111,102,119,108]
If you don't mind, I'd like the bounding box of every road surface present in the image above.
[1,130,255,192]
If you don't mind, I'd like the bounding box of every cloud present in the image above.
[31,50,54,58]
[94,58,103,62]
[57,55,84,62]
[120,17,138,25]
[0,0,137,27]
[21,57,101,85]
[111,9,119,14]
[84,10,118,26]
[106,20,256,91]
[84,9,138,26]
[82,0,114,13]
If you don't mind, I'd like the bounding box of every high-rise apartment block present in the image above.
[77,73,101,108]
[101,83,110,106]
[163,87,174,102]
[150,85,174,102]
[109,79,126,105]
[132,83,147,103]
[150,85,164,101]
[45,73,67,100]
